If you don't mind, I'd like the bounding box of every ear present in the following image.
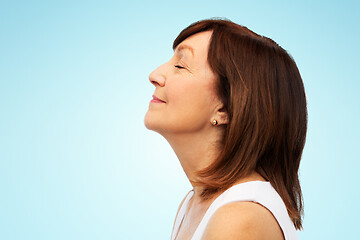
[214,103,229,125]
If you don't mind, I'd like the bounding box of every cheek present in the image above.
[167,81,213,123]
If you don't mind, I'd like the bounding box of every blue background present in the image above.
[1,0,359,239]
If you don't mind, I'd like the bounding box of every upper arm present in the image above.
[201,201,284,240]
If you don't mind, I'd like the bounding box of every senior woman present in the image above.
[144,18,307,240]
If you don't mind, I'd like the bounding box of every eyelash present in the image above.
[174,65,185,69]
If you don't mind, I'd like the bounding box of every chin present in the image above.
[144,120,155,131]
[144,111,160,131]
[144,111,197,135]
[144,112,152,130]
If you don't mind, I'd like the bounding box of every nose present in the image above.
[149,63,166,87]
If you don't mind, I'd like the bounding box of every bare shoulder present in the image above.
[201,201,284,240]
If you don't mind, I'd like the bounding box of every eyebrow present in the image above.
[175,44,194,57]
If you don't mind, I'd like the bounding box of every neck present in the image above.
[162,127,223,198]
[161,127,267,204]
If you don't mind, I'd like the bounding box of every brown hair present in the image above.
[173,18,307,230]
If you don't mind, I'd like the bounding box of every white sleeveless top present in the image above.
[171,181,298,240]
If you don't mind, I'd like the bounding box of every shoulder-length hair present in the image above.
[173,18,307,230]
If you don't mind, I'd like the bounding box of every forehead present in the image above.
[174,31,213,59]
[175,44,194,57]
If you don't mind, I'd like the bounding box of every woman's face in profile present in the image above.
[144,30,221,135]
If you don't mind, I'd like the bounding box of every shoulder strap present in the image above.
[171,189,194,240]
[191,181,298,240]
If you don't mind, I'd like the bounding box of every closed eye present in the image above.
[174,65,185,69]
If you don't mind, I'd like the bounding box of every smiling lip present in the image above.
[151,95,166,103]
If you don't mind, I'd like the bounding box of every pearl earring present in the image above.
[212,119,218,126]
